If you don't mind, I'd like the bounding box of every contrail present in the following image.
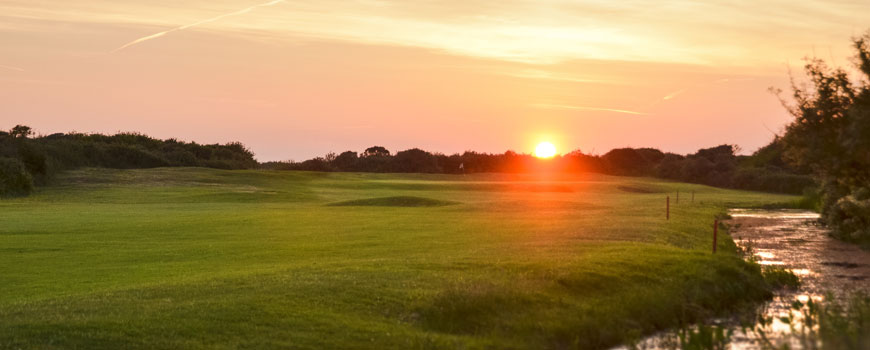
[111,0,285,53]
[532,103,647,116]
[0,64,24,72]
[662,89,685,101]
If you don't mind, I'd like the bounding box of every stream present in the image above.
[615,209,870,350]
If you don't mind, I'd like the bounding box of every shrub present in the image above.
[0,157,34,197]
[0,125,260,197]
[825,189,870,245]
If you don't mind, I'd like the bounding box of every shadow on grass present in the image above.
[327,196,460,207]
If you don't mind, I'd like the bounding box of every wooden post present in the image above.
[713,219,718,254]
[676,190,679,204]
[692,191,695,204]
[666,196,670,220]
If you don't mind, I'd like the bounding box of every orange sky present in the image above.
[1,0,868,161]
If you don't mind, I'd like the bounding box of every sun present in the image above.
[534,142,557,158]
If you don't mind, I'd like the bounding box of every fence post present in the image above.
[666,196,670,220]
[692,190,695,204]
[713,219,718,254]
[676,190,679,204]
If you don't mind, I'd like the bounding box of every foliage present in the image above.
[0,157,33,197]
[677,324,733,350]
[9,125,33,138]
[749,293,870,350]
[761,266,801,289]
[0,127,257,197]
[273,143,814,195]
[777,32,870,244]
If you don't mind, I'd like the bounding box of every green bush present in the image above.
[0,125,259,197]
[826,189,870,245]
[0,157,33,197]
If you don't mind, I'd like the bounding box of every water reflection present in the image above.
[614,209,870,350]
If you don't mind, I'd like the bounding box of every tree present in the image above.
[332,151,359,171]
[10,125,33,139]
[778,31,870,244]
[602,148,650,176]
[362,146,390,158]
[391,148,440,173]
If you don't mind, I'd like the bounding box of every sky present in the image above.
[1,0,868,161]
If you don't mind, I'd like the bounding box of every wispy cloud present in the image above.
[507,69,621,85]
[659,77,755,103]
[0,64,24,72]
[7,0,866,66]
[111,0,285,53]
[662,89,685,101]
[531,103,648,115]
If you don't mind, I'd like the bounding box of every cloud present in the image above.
[0,64,25,72]
[662,89,685,101]
[660,77,755,102]
[111,0,285,53]
[7,0,867,66]
[507,69,621,85]
[531,103,648,115]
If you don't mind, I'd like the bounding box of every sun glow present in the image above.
[534,142,557,158]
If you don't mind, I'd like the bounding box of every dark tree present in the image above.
[778,31,870,244]
[363,146,390,158]
[391,148,440,173]
[332,151,359,171]
[602,148,651,176]
[10,125,33,139]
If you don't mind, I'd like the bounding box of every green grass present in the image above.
[328,195,459,207]
[761,266,801,289]
[0,168,797,349]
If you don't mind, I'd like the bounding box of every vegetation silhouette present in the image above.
[0,128,256,196]
[776,31,870,246]
[264,143,814,196]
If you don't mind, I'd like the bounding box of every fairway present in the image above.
[0,168,796,349]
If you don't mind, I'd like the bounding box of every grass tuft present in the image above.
[761,265,801,289]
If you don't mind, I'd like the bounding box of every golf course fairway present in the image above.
[0,168,797,349]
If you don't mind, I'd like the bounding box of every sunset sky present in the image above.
[2,0,868,161]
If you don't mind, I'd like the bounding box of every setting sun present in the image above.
[534,142,557,158]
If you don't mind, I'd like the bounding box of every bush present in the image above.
[390,148,441,173]
[826,189,870,244]
[0,125,259,197]
[0,157,34,197]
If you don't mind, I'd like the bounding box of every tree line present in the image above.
[267,31,870,246]
[3,33,867,246]
[261,142,814,195]
[0,126,257,196]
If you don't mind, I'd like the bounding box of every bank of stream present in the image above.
[615,209,870,349]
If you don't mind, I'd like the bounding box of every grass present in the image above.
[749,292,870,350]
[0,168,798,349]
[761,266,801,290]
[327,196,459,207]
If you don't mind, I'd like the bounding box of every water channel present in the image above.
[616,209,870,349]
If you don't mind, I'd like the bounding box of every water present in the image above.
[615,209,870,350]
[730,209,870,301]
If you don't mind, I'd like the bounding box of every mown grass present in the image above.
[0,168,797,349]
[328,196,459,207]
